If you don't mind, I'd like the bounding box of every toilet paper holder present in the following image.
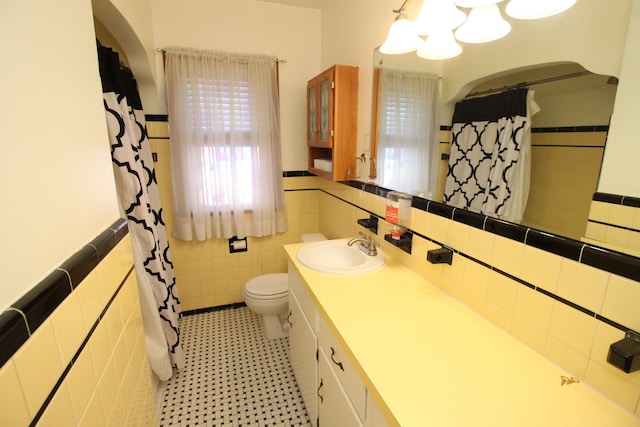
[229,236,248,253]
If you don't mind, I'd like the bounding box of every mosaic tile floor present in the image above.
[159,306,311,426]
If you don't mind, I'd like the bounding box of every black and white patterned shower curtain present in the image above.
[444,88,536,223]
[98,43,184,379]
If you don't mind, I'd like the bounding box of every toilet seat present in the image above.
[244,273,288,300]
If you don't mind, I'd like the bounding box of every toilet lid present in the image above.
[245,273,288,297]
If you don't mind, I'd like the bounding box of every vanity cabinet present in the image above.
[288,266,391,427]
[306,64,359,181]
[288,271,318,426]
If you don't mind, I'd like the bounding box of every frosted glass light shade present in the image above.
[506,0,577,20]
[454,0,503,7]
[455,4,511,43]
[414,0,467,36]
[417,29,462,60]
[380,13,425,54]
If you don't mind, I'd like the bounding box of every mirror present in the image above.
[371,49,619,243]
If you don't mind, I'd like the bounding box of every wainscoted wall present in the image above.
[314,178,640,417]
[147,120,321,311]
[525,127,607,240]
[147,118,639,417]
[585,193,640,257]
[0,221,157,426]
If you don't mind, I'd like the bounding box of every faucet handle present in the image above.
[358,231,368,239]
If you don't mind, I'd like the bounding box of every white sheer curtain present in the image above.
[377,69,440,196]
[164,48,287,241]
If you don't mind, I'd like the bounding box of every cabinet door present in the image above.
[307,68,334,149]
[365,392,392,427]
[308,84,318,143]
[318,315,366,420]
[318,76,332,145]
[289,292,318,427]
[318,348,363,427]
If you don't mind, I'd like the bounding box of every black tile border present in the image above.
[182,302,247,317]
[531,125,609,133]
[593,192,640,208]
[0,218,129,369]
[13,270,72,333]
[303,178,640,336]
[525,229,583,261]
[282,170,315,177]
[146,114,168,122]
[0,310,30,368]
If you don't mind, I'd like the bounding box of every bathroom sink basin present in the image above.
[296,239,385,275]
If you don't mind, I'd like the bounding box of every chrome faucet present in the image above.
[348,232,380,256]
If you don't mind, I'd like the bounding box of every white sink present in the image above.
[296,239,386,275]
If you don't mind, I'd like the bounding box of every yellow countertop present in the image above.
[284,241,640,427]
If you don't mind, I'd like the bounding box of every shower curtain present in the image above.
[444,88,539,223]
[98,43,184,379]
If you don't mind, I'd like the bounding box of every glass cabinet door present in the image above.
[308,86,317,142]
[319,79,330,143]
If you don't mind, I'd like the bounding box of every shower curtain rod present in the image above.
[465,70,592,98]
[156,48,287,63]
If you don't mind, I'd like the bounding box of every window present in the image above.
[164,48,287,241]
[377,69,440,196]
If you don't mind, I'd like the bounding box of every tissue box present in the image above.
[313,159,333,172]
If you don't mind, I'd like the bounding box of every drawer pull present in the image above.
[287,310,292,327]
[317,378,324,403]
[330,347,344,371]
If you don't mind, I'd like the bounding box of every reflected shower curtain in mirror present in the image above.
[377,69,440,196]
[98,43,184,379]
[444,88,539,223]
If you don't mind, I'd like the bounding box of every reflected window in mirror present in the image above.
[376,68,440,197]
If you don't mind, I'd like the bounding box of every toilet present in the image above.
[244,233,326,339]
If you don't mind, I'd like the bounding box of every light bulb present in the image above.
[417,29,463,60]
[455,3,511,43]
[414,0,467,36]
[506,0,577,20]
[380,12,425,54]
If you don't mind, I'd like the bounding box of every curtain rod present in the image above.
[156,48,286,63]
[465,70,592,98]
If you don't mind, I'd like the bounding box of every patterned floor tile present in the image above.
[159,306,311,427]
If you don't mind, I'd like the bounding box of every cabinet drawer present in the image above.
[288,266,317,332]
[318,314,367,421]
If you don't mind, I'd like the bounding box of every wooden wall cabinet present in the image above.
[307,64,359,181]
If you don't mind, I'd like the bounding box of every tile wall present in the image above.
[147,121,321,311]
[316,178,640,418]
[525,127,607,240]
[585,193,640,257]
[0,221,157,426]
[437,127,607,241]
[147,118,639,417]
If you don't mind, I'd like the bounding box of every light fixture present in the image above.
[505,0,577,20]
[414,0,467,36]
[380,11,425,54]
[417,29,463,59]
[454,0,502,7]
[455,3,511,43]
[380,0,567,61]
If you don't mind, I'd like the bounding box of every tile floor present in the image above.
[159,305,311,426]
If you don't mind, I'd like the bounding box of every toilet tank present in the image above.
[301,233,327,243]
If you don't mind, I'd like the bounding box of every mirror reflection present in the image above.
[371,49,618,242]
